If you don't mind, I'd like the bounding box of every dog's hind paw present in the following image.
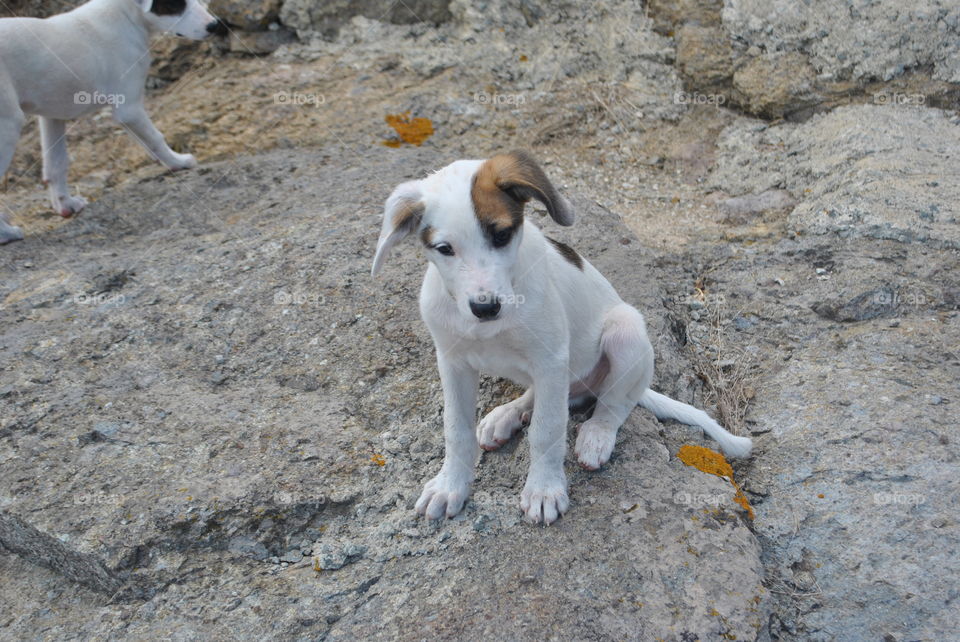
[166,153,197,171]
[477,402,530,451]
[575,421,618,470]
[520,476,569,525]
[55,195,87,218]
[415,469,472,520]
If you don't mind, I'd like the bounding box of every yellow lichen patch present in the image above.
[677,444,754,520]
[370,453,386,466]
[383,112,434,147]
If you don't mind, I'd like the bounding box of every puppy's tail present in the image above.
[638,389,753,459]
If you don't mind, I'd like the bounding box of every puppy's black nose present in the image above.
[469,295,501,320]
[207,19,228,36]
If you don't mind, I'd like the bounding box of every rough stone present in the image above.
[719,189,796,219]
[280,0,452,39]
[711,105,960,248]
[0,148,764,639]
[226,26,297,55]
[731,52,817,119]
[209,0,283,31]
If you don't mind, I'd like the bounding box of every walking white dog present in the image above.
[372,151,753,525]
[0,0,225,244]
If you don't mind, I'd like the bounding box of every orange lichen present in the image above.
[370,453,386,466]
[677,444,754,520]
[382,112,434,147]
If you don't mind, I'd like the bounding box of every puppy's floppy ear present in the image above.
[371,182,425,277]
[489,150,575,226]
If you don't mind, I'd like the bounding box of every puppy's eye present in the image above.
[434,243,455,256]
[491,228,513,248]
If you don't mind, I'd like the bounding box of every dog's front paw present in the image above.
[166,153,197,172]
[53,195,87,218]
[520,472,569,525]
[575,420,618,470]
[415,469,472,520]
[477,402,530,451]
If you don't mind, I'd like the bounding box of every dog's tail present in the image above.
[638,389,753,459]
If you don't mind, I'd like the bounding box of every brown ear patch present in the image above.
[392,198,425,233]
[471,155,526,233]
[546,237,584,270]
[419,225,434,246]
[471,150,573,229]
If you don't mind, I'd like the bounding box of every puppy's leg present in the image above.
[575,304,653,470]
[40,117,86,218]
[521,363,570,525]
[113,105,197,171]
[0,110,25,244]
[415,354,480,520]
[477,388,533,451]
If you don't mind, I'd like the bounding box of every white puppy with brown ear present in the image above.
[372,151,752,525]
[0,0,225,244]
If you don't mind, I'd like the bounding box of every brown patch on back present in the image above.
[471,156,526,232]
[546,236,584,270]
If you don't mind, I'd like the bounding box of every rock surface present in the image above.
[711,105,960,248]
[1,1,959,640]
[0,148,763,639]
[210,0,283,31]
[659,0,960,118]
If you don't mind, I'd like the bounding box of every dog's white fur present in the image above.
[372,151,753,525]
[0,0,219,244]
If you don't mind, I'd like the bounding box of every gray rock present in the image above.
[209,0,282,31]
[227,536,270,561]
[280,0,452,39]
[811,286,898,322]
[711,105,960,248]
[279,549,302,564]
[657,0,960,118]
[722,0,960,84]
[0,148,763,639]
[226,27,297,55]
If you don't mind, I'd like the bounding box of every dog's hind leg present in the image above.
[40,117,86,218]
[477,388,534,451]
[0,108,25,244]
[575,304,654,470]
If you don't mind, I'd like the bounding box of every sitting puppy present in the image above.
[0,0,225,244]
[372,151,753,525]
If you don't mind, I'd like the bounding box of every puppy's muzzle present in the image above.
[206,19,228,36]
[469,293,502,321]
